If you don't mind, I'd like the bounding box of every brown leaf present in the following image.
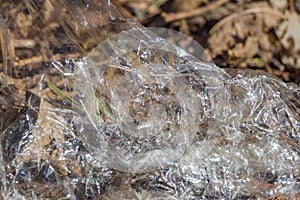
[276,11,300,69]
[229,37,259,59]
[262,12,282,30]
[258,32,271,51]
[16,13,33,38]
[276,11,300,52]
[208,3,283,63]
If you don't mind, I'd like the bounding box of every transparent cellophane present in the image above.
[0,0,299,199]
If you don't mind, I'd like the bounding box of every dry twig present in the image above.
[209,6,286,34]
[0,53,81,69]
[162,0,229,23]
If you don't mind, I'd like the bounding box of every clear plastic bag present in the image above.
[73,27,225,173]
[0,0,299,199]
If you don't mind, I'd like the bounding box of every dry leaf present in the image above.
[229,37,259,59]
[269,0,288,10]
[208,3,282,64]
[16,13,33,38]
[276,11,300,69]
[276,11,300,51]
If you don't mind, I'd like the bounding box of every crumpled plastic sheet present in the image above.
[0,0,300,199]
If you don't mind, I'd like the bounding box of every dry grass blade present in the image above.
[47,81,75,105]
[0,16,15,80]
[47,80,116,123]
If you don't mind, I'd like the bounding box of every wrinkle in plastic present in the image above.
[0,0,299,199]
